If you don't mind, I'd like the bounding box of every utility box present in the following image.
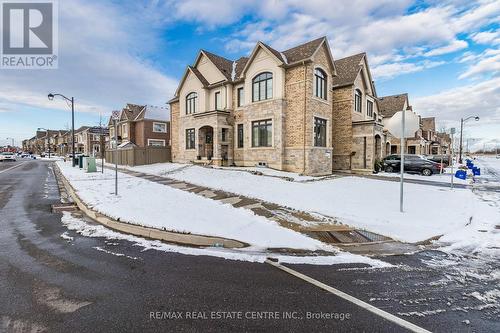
[86,157,97,173]
[78,155,84,168]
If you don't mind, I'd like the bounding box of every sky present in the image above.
[0,0,499,151]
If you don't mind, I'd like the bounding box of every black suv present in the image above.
[382,154,442,176]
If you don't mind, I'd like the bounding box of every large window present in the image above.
[354,89,362,112]
[221,128,228,142]
[237,124,244,148]
[252,72,273,102]
[252,119,272,147]
[148,139,166,147]
[153,122,167,133]
[367,100,373,117]
[314,117,327,147]
[215,91,221,110]
[186,128,195,149]
[314,68,327,100]
[237,87,244,107]
[186,92,197,114]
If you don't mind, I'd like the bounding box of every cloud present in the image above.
[413,77,500,135]
[0,0,178,116]
[371,60,445,79]
[471,30,500,45]
[424,39,468,56]
[458,49,500,79]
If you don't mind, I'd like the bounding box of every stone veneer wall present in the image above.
[332,86,354,170]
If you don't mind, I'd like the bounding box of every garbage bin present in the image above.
[86,157,97,173]
[472,167,481,176]
[455,170,467,180]
[78,155,85,168]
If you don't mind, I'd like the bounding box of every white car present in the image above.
[0,152,17,161]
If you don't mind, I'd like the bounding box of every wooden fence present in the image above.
[105,146,171,166]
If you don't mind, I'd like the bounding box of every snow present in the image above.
[124,162,500,244]
[376,170,470,185]
[142,105,170,121]
[60,212,390,267]
[57,161,330,250]
[280,52,288,64]
[231,61,236,81]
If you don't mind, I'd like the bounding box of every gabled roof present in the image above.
[189,66,210,87]
[134,105,170,122]
[75,126,90,133]
[234,57,249,79]
[201,50,234,81]
[282,36,326,64]
[378,94,409,117]
[123,103,145,120]
[421,117,436,131]
[261,42,286,63]
[331,53,366,87]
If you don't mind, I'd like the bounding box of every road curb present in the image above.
[53,164,247,249]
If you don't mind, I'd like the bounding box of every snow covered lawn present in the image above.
[375,169,470,185]
[127,162,500,244]
[56,161,331,251]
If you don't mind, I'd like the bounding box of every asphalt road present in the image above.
[0,159,498,332]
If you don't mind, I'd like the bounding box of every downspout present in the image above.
[303,61,307,174]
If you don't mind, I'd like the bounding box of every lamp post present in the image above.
[458,116,479,164]
[48,93,76,166]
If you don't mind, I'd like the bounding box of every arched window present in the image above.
[354,89,362,113]
[186,92,197,114]
[252,72,273,102]
[314,68,327,99]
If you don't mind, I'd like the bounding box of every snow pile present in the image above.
[56,161,331,250]
[125,162,491,243]
[60,212,391,267]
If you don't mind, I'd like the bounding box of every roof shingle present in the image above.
[282,37,325,64]
[378,94,409,117]
[331,53,366,87]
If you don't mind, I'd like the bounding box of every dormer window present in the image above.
[314,68,327,100]
[355,89,362,113]
[252,72,272,102]
[186,92,197,114]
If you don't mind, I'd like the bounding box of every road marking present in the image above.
[265,259,431,333]
[0,161,27,174]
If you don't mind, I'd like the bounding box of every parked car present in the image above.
[382,154,442,176]
[0,152,17,161]
[425,154,451,166]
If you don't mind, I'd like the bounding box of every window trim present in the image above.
[367,100,373,118]
[214,91,221,110]
[147,139,166,147]
[252,72,273,102]
[354,89,362,113]
[237,123,244,148]
[314,68,327,100]
[152,122,167,133]
[237,87,244,107]
[313,116,327,147]
[185,128,195,150]
[186,92,197,115]
[251,119,273,148]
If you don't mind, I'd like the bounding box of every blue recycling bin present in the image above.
[455,170,467,180]
[467,162,474,169]
[472,167,481,176]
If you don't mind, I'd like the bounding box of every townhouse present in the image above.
[108,104,170,148]
[169,37,336,175]
[331,53,388,171]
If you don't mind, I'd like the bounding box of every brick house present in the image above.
[378,94,427,155]
[168,36,337,175]
[108,104,170,148]
[331,53,389,171]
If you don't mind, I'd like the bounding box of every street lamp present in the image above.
[48,93,76,166]
[458,116,479,163]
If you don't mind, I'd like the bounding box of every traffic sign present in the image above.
[385,110,420,138]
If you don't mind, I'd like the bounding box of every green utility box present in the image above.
[86,157,97,173]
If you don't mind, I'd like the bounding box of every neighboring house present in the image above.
[108,104,170,148]
[379,94,426,155]
[331,53,388,171]
[168,36,336,175]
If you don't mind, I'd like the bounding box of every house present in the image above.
[168,36,337,175]
[108,104,170,148]
[378,94,426,155]
[331,53,389,171]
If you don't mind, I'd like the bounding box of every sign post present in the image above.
[111,110,120,196]
[385,107,420,213]
[450,128,456,189]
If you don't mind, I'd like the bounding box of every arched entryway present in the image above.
[198,126,214,159]
[374,135,382,160]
